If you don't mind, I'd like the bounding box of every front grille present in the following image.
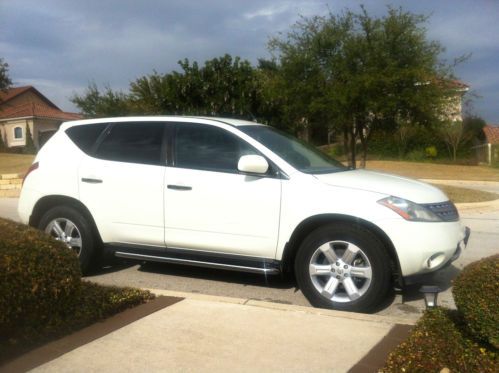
[423,201,459,222]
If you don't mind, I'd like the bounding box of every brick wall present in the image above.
[0,173,22,197]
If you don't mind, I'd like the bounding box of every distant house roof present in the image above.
[0,102,81,121]
[0,85,60,109]
[483,125,499,145]
[0,85,81,121]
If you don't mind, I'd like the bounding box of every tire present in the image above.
[39,205,97,275]
[295,223,391,313]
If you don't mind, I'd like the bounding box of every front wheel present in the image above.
[39,205,97,275]
[295,223,392,313]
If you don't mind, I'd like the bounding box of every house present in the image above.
[442,80,469,123]
[481,124,499,164]
[0,86,81,150]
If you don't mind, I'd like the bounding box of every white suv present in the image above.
[19,116,470,312]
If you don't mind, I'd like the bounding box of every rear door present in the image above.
[78,121,168,247]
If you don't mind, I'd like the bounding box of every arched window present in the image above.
[14,126,23,139]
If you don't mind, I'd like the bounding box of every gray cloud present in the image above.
[1,0,498,122]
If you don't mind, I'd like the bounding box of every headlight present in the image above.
[378,196,442,222]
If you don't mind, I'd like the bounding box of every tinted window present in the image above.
[66,123,107,154]
[175,123,258,173]
[95,122,165,165]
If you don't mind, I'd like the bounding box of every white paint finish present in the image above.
[315,169,448,204]
[18,116,469,287]
[164,167,281,257]
[79,155,165,246]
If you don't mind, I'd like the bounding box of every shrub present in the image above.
[0,218,154,363]
[0,218,82,339]
[453,255,499,348]
[382,308,497,373]
[425,146,437,159]
[406,149,426,162]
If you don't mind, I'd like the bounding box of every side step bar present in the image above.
[113,248,280,275]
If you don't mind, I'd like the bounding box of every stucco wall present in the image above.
[0,118,62,148]
[1,119,27,147]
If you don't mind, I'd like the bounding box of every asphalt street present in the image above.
[1,196,498,321]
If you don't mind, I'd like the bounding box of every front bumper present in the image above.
[403,226,470,285]
[375,218,470,280]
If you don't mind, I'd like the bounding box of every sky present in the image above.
[1,0,499,123]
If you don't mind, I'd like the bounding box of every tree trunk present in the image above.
[343,128,352,168]
[349,124,357,169]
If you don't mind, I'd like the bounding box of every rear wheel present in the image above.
[39,206,96,274]
[295,223,391,313]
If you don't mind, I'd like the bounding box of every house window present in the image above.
[14,126,23,139]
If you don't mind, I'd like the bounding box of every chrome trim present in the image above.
[115,251,280,275]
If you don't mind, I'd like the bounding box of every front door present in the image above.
[164,122,281,258]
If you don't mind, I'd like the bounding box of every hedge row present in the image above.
[382,254,499,372]
[0,218,154,364]
[453,254,499,348]
[382,308,497,373]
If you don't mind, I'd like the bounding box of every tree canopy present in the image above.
[0,58,12,93]
[267,6,459,167]
[71,6,466,167]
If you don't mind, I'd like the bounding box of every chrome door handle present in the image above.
[82,178,103,184]
[167,185,192,191]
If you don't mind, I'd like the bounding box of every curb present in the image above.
[146,288,417,326]
[422,179,499,187]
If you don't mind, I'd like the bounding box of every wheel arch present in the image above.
[280,214,402,284]
[29,195,103,244]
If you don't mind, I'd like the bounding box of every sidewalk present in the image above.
[2,290,415,373]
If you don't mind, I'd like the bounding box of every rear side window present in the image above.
[66,123,107,154]
[94,122,165,166]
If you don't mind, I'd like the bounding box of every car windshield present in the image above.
[239,125,347,174]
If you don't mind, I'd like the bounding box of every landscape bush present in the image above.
[0,217,154,363]
[0,218,82,338]
[382,308,497,373]
[453,254,499,348]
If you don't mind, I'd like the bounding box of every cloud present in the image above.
[1,0,499,122]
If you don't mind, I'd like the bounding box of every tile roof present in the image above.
[0,85,60,109]
[0,86,33,102]
[0,102,81,121]
[483,125,499,145]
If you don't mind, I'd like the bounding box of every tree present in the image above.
[0,58,12,93]
[23,124,37,154]
[73,55,265,120]
[71,82,132,118]
[268,6,461,168]
[439,120,470,161]
[129,54,262,118]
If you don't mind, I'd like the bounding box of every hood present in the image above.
[314,170,448,204]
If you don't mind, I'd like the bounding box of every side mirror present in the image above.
[238,155,269,175]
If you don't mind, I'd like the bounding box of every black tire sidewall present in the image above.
[39,205,95,275]
[295,223,391,313]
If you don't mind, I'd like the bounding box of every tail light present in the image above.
[22,162,39,186]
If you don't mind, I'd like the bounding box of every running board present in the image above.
[113,249,280,275]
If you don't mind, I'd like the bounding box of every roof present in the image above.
[483,125,499,145]
[0,102,82,121]
[0,85,60,109]
[60,116,262,131]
